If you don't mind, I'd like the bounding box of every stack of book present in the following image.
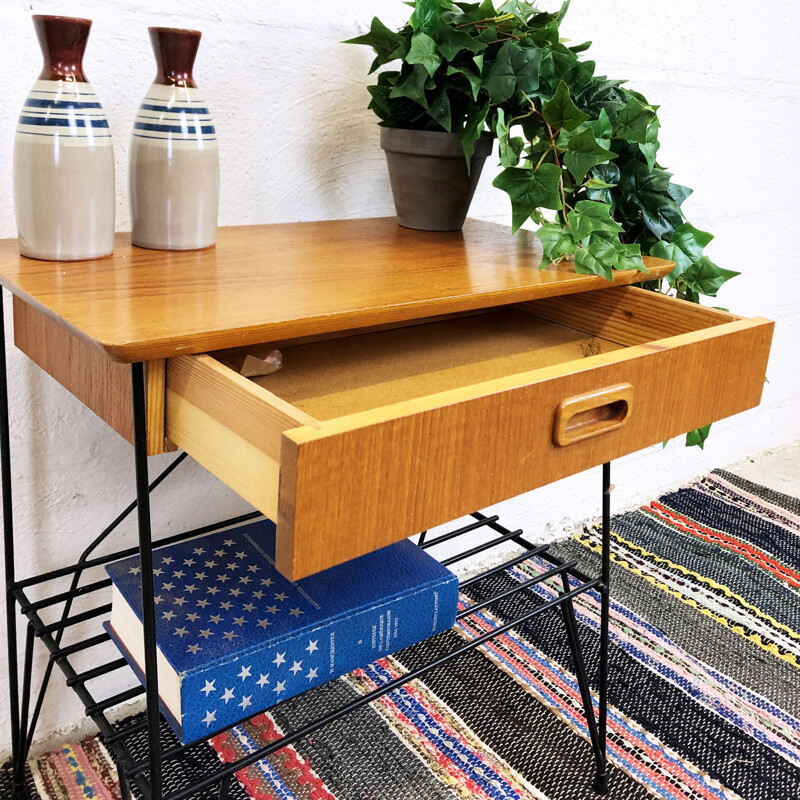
[105,519,457,743]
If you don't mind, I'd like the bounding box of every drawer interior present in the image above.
[219,287,736,422]
[247,310,622,420]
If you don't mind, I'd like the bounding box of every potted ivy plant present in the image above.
[350,0,737,447]
[347,0,736,289]
[346,4,500,230]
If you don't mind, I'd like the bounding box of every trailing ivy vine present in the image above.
[348,0,736,446]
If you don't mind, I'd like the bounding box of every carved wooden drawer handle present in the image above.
[553,383,633,446]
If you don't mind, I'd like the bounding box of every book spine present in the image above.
[180,575,458,743]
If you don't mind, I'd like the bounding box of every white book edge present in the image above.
[110,584,184,723]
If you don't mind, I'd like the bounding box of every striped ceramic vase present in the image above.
[129,27,219,251]
[13,15,115,261]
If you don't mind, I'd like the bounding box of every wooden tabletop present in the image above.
[0,218,673,362]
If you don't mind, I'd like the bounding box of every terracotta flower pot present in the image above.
[380,128,493,232]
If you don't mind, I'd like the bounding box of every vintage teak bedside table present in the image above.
[0,218,773,799]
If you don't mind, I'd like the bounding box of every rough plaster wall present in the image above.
[0,0,797,755]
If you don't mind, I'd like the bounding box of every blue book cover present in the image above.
[105,519,457,744]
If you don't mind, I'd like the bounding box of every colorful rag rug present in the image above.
[7,468,800,800]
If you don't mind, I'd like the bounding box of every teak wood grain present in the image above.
[163,287,772,579]
[0,218,673,362]
[278,312,772,578]
[13,298,167,455]
[516,286,739,346]
[552,383,633,446]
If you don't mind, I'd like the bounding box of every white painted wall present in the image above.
[0,0,798,757]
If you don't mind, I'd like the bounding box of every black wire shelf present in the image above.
[10,509,604,800]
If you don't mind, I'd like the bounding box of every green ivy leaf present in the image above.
[588,108,613,140]
[672,222,714,261]
[536,222,576,263]
[455,0,497,18]
[410,0,445,33]
[389,64,430,108]
[612,242,647,272]
[367,81,394,119]
[567,199,623,239]
[484,42,518,103]
[639,118,660,171]
[585,163,620,205]
[685,425,711,449]
[495,108,524,167]
[484,42,542,104]
[446,65,482,101]
[668,181,693,207]
[493,162,563,233]
[498,0,539,21]
[682,256,740,297]
[542,80,589,131]
[649,241,690,277]
[619,161,683,239]
[407,32,442,78]
[574,239,616,281]
[651,222,714,280]
[428,88,452,132]
[615,96,656,144]
[459,101,490,168]
[344,17,404,65]
[585,176,616,190]
[367,71,429,128]
[436,24,486,61]
[562,128,617,183]
[538,46,578,94]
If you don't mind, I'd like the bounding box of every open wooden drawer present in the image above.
[166,286,773,580]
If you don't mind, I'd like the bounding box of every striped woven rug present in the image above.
[10,468,800,799]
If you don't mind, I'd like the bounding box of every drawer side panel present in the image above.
[517,286,739,346]
[166,354,318,519]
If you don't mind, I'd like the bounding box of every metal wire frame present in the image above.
[0,287,612,799]
[8,508,608,798]
[8,447,260,772]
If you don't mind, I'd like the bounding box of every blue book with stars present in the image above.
[105,518,457,744]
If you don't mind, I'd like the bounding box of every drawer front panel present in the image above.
[277,318,773,578]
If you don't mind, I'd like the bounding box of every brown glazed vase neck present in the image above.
[33,15,91,82]
[149,27,201,88]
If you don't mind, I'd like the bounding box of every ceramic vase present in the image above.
[13,15,115,261]
[129,27,219,251]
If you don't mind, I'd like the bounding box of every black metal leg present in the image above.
[0,292,26,799]
[131,363,163,799]
[17,623,35,766]
[118,763,133,800]
[22,453,188,756]
[217,772,232,799]
[593,461,612,795]
[560,575,606,785]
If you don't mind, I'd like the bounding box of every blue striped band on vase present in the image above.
[15,80,114,144]
[132,88,217,143]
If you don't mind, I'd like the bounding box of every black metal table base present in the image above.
[0,292,612,800]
